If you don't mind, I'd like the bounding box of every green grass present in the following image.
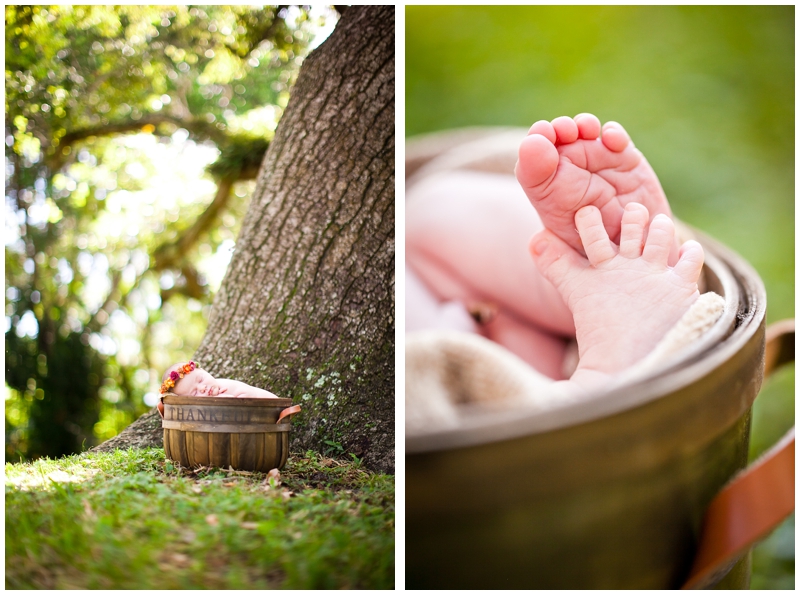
[5,448,394,589]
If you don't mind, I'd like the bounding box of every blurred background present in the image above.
[5,6,338,459]
[406,5,793,589]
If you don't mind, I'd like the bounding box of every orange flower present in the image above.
[159,361,196,394]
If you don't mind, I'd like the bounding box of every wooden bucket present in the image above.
[406,229,794,589]
[160,395,300,472]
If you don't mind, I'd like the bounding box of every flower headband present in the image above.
[160,361,196,394]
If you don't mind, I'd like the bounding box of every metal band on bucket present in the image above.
[162,420,291,433]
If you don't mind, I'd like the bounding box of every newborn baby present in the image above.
[407,113,709,396]
[160,361,279,399]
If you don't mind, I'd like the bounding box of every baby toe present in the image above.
[642,214,675,265]
[516,133,559,189]
[527,120,557,144]
[618,203,649,258]
[574,113,601,139]
[551,116,579,145]
[601,121,632,153]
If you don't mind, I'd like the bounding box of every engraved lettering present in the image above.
[197,409,206,421]
[177,408,184,421]
[187,410,194,421]
[210,411,217,422]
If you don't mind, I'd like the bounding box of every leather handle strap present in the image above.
[278,404,302,424]
[763,318,795,376]
[682,320,795,589]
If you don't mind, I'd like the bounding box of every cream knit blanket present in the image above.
[406,292,725,433]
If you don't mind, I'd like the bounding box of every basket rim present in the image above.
[406,227,767,454]
[162,394,295,407]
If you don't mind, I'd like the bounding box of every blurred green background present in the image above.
[406,5,793,589]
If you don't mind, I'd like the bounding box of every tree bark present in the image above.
[193,6,395,472]
[96,6,395,473]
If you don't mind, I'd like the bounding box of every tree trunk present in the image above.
[96,6,395,473]
[196,6,395,472]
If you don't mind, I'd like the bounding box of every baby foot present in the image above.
[516,114,676,261]
[530,203,703,379]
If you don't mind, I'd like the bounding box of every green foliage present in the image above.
[5,330,105,460]
[750,513,795,590]
[5,6,307,148]
[5,6,338,460]
[5,448,394,589]
[207,135,271,180]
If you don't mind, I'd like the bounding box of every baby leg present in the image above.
[406,264,480,334]
[407,169,575,337]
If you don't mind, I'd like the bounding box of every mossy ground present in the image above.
[5,448,394,589]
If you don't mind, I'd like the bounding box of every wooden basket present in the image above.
[160,395,300,472]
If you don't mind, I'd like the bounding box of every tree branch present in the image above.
[57,113,228,152]
[43,113,228,172]
[152,176,235,272]
[160,263,205,302]
[75,113,225,144]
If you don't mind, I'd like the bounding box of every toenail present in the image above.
[532,239,549,255]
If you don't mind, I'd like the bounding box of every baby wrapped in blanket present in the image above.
[160,361,279,399]
[157,361,279,418]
